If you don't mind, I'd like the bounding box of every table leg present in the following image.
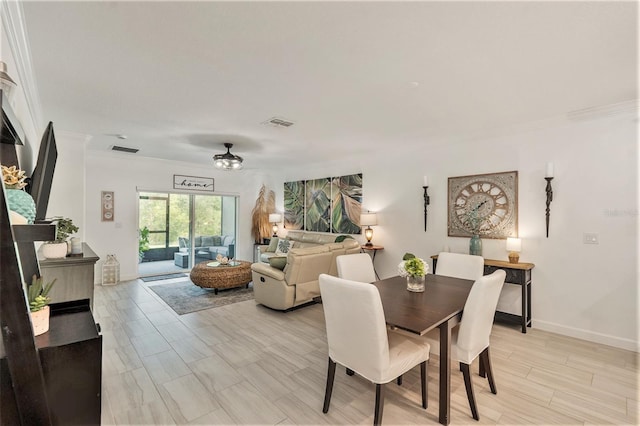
[521,281,527,333]
[527,281,532,329]
[438,320,452,425]
[371,250,380,280]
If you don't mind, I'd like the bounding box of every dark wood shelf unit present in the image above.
[0,91,102,425]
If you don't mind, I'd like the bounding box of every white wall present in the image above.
[269,112,638,351]
[84,152,267,282]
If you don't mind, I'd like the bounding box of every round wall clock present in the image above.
[448,171,518,239]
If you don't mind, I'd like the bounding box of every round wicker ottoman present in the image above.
[190,260,252,294]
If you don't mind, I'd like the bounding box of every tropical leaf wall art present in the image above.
[284,181,305,230]
[284,173,364,235]
[305,178,331,232]
[331,174,362,234]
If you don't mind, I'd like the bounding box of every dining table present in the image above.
[371,274,474,426]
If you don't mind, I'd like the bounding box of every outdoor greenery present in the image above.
[138,192,223,248]
[139,226,150,260]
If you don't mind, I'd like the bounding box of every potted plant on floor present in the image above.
[28,274,56,336]
[42,217,79,259]
[139,226,150,263]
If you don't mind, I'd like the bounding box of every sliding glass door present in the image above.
[138,191,237,277]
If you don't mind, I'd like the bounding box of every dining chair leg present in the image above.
[420,361,428,409]
[460,362,479,421]
[374,383,385,426]
[479,354,486,378]
[323,358,337,413]
[346,368,355,376]
[480,347,497,394]
[396,375,403,386]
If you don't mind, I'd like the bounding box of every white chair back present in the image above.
[319,274,390,381]
[336,253,376,283]
[436,252,484,280]
[456,270,506,364]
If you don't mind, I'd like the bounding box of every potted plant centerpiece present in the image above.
[398,252,429,292]
[42,217,79,259]
[27,274,56,336]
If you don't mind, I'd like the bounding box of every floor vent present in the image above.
[111,145,139,154]
[262,117,295,128]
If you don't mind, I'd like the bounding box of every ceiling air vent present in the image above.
[262,117,295,128]
[111,145,139,154]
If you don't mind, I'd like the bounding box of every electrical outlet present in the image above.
[583,233,599,244]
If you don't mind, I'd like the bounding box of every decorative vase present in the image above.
[5,189,36,224]
[469,234,483,256]
[407,275,425,292]
[41,241,68,259]
[30,305,50,336]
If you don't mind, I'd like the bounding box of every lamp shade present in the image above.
[360,213,378,227]
[269,213,281,224]
[506,237,521,252]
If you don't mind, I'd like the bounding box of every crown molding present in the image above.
[1,0,43,129]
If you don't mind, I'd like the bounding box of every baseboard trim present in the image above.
[534,319,639,353]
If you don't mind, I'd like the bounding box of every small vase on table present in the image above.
[406,275,425,292]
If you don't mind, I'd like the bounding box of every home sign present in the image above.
[173,175,215,192]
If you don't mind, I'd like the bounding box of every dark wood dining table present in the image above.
[371,274,474,426]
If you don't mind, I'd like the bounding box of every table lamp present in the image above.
[360,212,378,246]
[269,213,281,237]
[506,237,521,263]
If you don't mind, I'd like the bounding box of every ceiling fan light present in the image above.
[213,143,243,171]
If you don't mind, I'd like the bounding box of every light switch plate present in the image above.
[583,233,599,244]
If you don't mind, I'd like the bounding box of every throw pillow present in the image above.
[268,256,287,271]
[212,235,222,246]
[201,236,214,247]
[266,237,279,253]
[275,239,294,255]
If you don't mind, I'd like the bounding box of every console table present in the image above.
[431,255,534,333]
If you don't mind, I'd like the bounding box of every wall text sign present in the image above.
[173,175,215,192]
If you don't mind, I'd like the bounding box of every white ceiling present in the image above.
[21,1,637,170]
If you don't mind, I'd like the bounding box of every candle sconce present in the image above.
[423,185,430,231]
[544,162,554,238]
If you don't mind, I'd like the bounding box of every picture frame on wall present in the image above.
[447,171,518,239]
[101,191,114,222]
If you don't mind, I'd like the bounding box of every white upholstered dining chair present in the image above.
[435,251,485,280]
[427,269,506,421]
[319,274,430,425]
[336,253,376,283]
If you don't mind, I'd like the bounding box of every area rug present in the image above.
[140,273,188,282]
[148,279,254,315]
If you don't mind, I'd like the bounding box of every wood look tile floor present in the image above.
[96,279,639,425]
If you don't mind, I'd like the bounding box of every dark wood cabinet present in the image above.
[36,300,102,425]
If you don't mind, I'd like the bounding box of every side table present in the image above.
[361,245,384,280]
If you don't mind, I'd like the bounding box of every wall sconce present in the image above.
[269,213,282,237]
[422,176,430,232]
[545,162,554,238]
[506,237,521,263]
[360,212,378,246]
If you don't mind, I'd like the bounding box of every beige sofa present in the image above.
[251,231,361,310]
